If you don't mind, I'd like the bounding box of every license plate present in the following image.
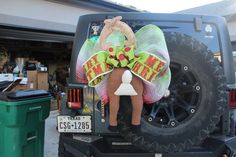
[57,116,92,133]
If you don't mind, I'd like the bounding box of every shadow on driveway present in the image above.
[44,111,59,157]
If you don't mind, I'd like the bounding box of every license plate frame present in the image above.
[57,115,92,133]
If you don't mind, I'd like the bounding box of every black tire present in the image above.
[58,134,75,157]
[117,32,228,152]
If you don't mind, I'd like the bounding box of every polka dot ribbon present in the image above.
[106,46,137,68]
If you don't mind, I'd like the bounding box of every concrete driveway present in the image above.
[44,111,59,157]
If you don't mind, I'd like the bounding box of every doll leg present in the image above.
[108,94,120,126]
[107,68,126,126]
[130,75,144,125]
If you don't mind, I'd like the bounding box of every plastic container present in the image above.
[0,90,51,157]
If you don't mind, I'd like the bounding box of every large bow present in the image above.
[83,45,167,87]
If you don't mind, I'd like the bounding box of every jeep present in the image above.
[57,13,236,157]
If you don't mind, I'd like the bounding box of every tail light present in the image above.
[67,88,83,109]
[229,89,236,108]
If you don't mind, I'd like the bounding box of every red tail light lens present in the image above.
[229,89,236,108]
[67,88,83,109]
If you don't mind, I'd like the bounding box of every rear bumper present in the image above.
[60,134,236,157]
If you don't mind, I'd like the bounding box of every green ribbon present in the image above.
[83,45,166,87]
[105,46,137,68]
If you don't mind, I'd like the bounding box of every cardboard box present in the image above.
[37,72,49,90]
[26,70,49,90]
[27,71,37,81]
[13,84,27,91]
[27,70,37,89]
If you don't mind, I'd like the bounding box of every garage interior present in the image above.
[0,25,74,110]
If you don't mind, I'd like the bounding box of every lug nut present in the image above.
[170,121,176,126]
[148,117,153,122]
[190,108,195,114]
[183,66,188,71]
[195,85,200,91]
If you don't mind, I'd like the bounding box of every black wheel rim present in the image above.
[143,62,202,128]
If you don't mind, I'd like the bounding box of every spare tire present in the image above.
[117,32,228,152]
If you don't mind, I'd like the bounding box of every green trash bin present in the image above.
[0,90,51,157]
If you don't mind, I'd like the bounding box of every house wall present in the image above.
[0,0,105,33]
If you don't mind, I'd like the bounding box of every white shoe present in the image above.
[114,70,137,96]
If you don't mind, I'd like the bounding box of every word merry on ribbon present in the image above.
[131,52,166,82]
